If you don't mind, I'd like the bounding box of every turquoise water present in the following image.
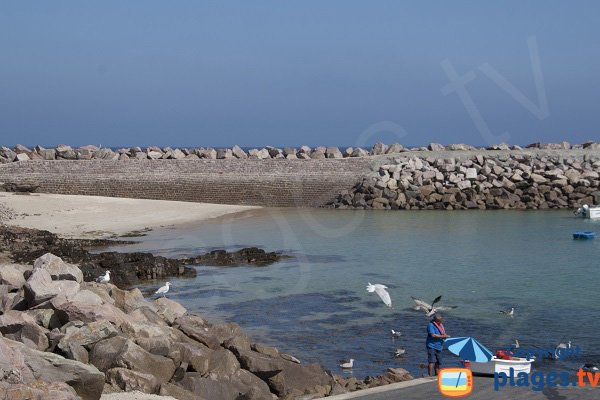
[108,209,600,378]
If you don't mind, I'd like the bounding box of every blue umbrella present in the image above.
[444,336,493,362]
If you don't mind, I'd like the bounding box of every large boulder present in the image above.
[24,269,80,307]
[90,336,176,383]
[0,310,49,350]
[154,297,187,325]
[33,253,83,283]
[0,381,80,400]
[1,336,105,400]
[238,349,334,397]
[58,320,118,356]
[178,369,272,400]
[51,299,129,328]
[106,368,161,394]
[0,263,31,289]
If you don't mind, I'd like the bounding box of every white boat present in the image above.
[574,204,600,219]
[469,356,534,376]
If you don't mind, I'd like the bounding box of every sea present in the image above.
[104,209,600,378]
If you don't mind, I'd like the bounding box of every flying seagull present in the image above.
[412,295,456,316]
[499,307,514,317]
[96,270,110,283]
[366,283,392,308]
[155,282,171,297]
[391,329,402,338]
[339,359,354,369]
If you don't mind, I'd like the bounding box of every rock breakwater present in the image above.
[0,254,413,399]
[1,141,599,163]
[329,152,600,210]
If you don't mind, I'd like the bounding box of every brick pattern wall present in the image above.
[0,159,372,207]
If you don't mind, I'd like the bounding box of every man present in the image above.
[426,313,449,376]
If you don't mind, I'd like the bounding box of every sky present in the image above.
[1,1,599,148]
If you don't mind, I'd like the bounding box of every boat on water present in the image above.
[469,356,534,376]
[573,231,596,240]
[574,204,600,219]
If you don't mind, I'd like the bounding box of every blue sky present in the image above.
[1,1,599,148]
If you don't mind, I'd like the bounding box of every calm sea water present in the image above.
[106,209,600,378]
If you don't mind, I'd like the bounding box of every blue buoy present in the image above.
[573,231,596,240]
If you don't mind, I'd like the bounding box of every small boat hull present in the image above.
[469,357,534,376]
[573,232,596,240]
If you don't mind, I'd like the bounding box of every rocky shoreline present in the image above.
[328,151,600,210]
[0,251,413,400]
[0,226,287,288]
[1,141,599,163]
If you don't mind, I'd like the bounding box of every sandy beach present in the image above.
[0,192,259,239]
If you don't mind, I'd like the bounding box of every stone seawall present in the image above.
[1,149,599,209]
[0,158,372,207]
[328,150,600,210]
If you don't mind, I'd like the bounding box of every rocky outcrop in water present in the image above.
[2,141,598,163]
[185,247,288,267]
[0,254,413,399]
[0,226,289,288]
[329,152,600,210]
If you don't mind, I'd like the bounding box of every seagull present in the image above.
[155,282,171,297]
[580,363,599,372]
[412,296,456,316]
[394,348,406,357]
[96,270,110,283]
[366,283,392,308]
[499,307,514,317]
[513,339,520,349]
[391,329,402,338]
[339,359,354,369]
[553,340,572,360]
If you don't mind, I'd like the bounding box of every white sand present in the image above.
[0,192,258,239]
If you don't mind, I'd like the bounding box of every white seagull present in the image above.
[155,282,171,297]
[394,348,406,357]
[391,329,402,338]
[513,339,520,349]
[339,359,354,369]
[553,340,572,360]
[96,270,110,283]
[500,307,515,317]
[412,295,456,316]
[366,283,392,308]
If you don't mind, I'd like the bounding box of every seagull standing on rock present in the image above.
[366,283,392,308]
[96,270,110,283]
[155,282,171,297]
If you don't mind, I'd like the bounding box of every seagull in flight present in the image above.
[339,359,354,369]
[155,282,171,297]
[499,307,514,317]
[412,295,456,316]
[391,329,402,338]
[366,283,392,308]
[96,270,110,283]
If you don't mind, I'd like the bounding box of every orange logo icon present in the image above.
[438,368,473,397]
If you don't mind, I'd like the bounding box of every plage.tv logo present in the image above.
[438,368,473,397]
